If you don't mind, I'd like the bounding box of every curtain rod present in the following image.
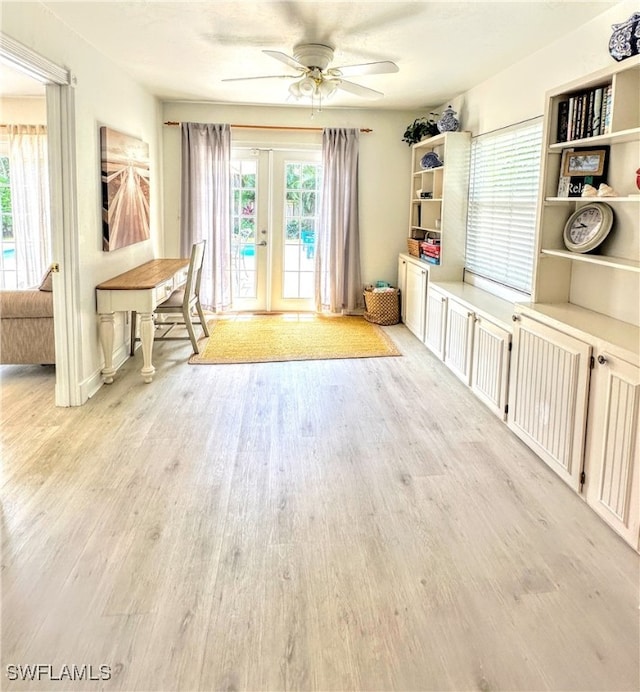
[164,121,372,133]
[0,124,47,129]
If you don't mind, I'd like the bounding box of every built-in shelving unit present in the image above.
[508,56,640,552]
[533,55,640,327]
[408,132,470,281]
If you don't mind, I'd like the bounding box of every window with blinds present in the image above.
[465,118,543,294]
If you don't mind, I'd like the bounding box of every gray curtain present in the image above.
[315,128,362,313]
[180,122,231,311]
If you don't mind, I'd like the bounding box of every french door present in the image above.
[230,148,322,312]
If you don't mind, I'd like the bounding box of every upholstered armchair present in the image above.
[0,269,55,365]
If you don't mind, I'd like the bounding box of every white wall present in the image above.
[1,3,163,399]
[162,102,418,287]
[0,97,47,124]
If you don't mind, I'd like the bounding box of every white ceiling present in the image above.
[6,2,620,109]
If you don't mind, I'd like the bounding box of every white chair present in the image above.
[130,240,209,355]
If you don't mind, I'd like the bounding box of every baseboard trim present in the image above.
[81,343,130,404]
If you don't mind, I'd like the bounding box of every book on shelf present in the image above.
[602,84,612,135]
[556,82,612,143]
[592,87,603,137]
[420,255,441,265]
[420,244,441,257]
[557,100,569,142]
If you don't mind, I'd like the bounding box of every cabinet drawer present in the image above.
[174,268,189,287]
[155,280,174,304]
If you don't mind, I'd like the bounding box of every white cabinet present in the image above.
[444,299,474,385]
[471,316,511,420]
[509,304,640,550]
[403,257,428,341]
[585,352,640,550]
[424,285,447,359]
[408,132,470,281]
[425,282,513,419]
[508,312,591,492]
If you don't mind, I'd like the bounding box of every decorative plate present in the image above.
[420,152,443,169]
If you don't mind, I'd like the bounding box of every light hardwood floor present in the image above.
[1,324,639,691]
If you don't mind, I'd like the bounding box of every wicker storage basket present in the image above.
[407,238,420,257]
[363,288,400,325]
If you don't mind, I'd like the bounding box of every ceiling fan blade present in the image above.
[336,79,383,100]
[263,50,307,71]
[330,61,399,77]
[221,74,297,82]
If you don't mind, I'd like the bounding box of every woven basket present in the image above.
[363,288,400,325]
[407,238,420,257]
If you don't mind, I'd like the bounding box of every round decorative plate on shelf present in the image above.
[420,152,443,169]
[563,202,614,253]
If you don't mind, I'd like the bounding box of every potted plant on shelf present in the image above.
[402,113,439,146]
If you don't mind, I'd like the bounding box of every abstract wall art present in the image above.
[100,127,150,251]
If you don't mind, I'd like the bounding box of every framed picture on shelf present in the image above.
[557,145,610,197]
[562,148,608,177]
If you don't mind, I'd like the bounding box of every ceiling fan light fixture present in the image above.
[288,81,302,99]
[228,41,396,112]
[317,78,339,99]
[297,76,316,97]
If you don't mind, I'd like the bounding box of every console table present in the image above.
[96,259,190,383]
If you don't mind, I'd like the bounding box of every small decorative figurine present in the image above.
[609,12,640,62]
[581,184,597,197]
[437,106,460,133]
[597,183,618,197]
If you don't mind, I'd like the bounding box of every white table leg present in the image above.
[139,312,156,383]
[99,313,116,384]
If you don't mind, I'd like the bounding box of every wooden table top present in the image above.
[96,259,189,291]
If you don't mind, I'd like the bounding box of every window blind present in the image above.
[465,118,543,294]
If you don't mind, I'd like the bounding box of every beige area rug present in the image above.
[189,314,401,364]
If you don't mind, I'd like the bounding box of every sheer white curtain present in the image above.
[180,122,231,311]
[315,128,362,313]
[8,125,51,289]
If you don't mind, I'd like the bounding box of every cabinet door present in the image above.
[471,317,511,420]
[444,299,474,385]
[585,353,640,550]
[397,256,408,324]
[424,287,447,359]
[508,315,591,491]
[404,261,427,341]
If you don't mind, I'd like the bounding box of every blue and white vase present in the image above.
[437,106,459,133]
[609,12,640,62]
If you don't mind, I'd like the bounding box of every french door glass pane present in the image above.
[0,154,16,289]
[231,159,257,298]
[283,161,321,299]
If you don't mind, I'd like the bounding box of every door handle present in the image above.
[258,240,267,246]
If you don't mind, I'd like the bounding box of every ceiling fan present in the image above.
[222,43,399,102]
